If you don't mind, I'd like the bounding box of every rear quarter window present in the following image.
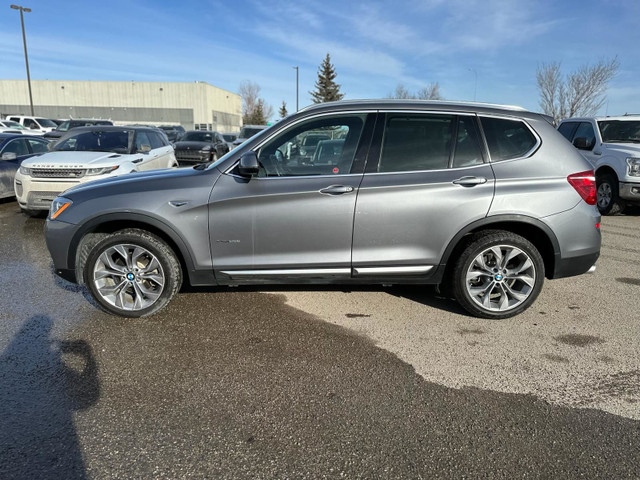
[480,117,538,161]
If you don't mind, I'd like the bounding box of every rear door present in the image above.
[209,112,375,283]
[352,111,495,278]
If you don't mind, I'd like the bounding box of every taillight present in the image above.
[567,170,597,205]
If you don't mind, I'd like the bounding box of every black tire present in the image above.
[452,230,545,319]
[83,229,182,317]
[596,173,625,215]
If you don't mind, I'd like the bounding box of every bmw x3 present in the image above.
[45,100,601,319]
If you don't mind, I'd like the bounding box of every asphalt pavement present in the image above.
[0,198,639,479]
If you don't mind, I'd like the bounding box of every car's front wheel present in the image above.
[452,231,544,319]
[83,229,182,317]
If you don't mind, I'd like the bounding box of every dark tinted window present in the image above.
[597,120,640,143]
[27,138,49,153]
[573,122,596,149]
[135,132,152,151]
[452,116,484,168]
[558,122,578,141]
[148,131,165,149]
[481,117,537,161]
[379,114,454,172]
[2,138,29,156]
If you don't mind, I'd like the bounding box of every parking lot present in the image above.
[1,197,639,478]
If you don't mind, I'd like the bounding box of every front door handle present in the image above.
[319,185,355,195]
[452,176,487,187]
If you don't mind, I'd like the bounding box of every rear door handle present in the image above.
[452,176,487,187]
[319,185,355,195]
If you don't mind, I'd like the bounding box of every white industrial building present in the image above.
[0,79,242,132]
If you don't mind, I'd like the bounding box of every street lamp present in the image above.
[468,68,477,102]
[10,4,34,116]
[293,66,299,112]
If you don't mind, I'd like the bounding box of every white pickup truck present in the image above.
[558,115,640,215]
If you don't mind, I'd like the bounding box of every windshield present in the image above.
[222,134,236,142]
[182,131,215,142]
[239,127,264,138]
[598,120,640,143]
[38,118,58,128]
[53,130,132,153]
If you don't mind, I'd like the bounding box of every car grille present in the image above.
[31,168,86,178]
[175,150,209,163]
[27,191,62,208]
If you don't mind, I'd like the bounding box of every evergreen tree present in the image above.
[279,101,288,118]
[310,53,344,103]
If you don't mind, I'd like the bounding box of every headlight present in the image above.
[50,197,72,220]
[19,165,32,175]
[627,157,640,177]
[86,165,119,176]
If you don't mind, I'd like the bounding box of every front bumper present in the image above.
[45,217,81,283]
[619,182,640,203]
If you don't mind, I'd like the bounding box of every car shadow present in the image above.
[181,283,467,316]
[0,315,100,479]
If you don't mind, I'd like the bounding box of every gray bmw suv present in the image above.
[45,100,601,319]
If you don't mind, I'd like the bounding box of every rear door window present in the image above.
[480,117,538,161]
[452,116,484,168]
[378,114,455,172]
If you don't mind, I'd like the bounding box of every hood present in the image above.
[174,141,212,150]
[22,150,131,168]
[602,143,640,157]
[62,166,197,196]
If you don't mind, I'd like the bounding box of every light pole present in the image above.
[10,4,34,116]
[468,68,477,102]
[293,66,299,112]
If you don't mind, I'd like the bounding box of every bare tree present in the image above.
[536,57,619,123]
[417,82,443,100]
[388,83,443,100]
[238,80,274,125]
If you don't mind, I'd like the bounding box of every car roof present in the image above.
[63,125,152,133]
[559,115,640,123]
[297,99,532,117]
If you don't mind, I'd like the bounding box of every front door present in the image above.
[209,113,374,283]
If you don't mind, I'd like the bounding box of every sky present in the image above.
[0,0,638,118]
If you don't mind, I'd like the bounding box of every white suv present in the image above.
[4,115,58,134]
[558,115,640,214]
[15,125,177,215]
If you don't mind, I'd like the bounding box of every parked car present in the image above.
[44,100,600,319]
[15,125,177,215]
[173,130,229,164]
[44,119,114,141]
[557,115,640,215]
[0,134,49,199]
[0,119,44,136]
[4,115,58,133]
[232,124,267,148]
[159,125,186,142]
[222,132,238,150]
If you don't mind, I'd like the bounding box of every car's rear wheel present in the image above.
[452,231,544,319]
[84,229,182,317]
[596,173,625,215]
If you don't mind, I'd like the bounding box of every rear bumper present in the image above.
[552,251,599,279]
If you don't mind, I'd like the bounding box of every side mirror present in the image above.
[238,151,259,177]
[138,144,152,153]
[1,152,17,161]
[573,137,593,150]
